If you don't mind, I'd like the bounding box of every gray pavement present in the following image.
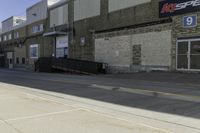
[0,69,200,132]
[101,72,200,85]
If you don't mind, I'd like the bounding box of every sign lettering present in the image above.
[159,0,200,18]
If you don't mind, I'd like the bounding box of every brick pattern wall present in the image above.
[95,24,172,73]
[132,45,141,65]
[70,0,163,61]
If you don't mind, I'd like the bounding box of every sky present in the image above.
[0,0,40,22]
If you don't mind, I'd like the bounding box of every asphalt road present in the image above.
[0,69,200,133]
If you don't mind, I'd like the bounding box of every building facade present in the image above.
[1,0,200,73]
[69,0,200,73]
[68,0,172,72]
[0,0,54,70]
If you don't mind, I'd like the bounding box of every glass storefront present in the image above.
[177,39,200,71]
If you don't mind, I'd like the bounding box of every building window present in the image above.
[3,35,7,41]
[40,24,44,31]
[0,37,2,42]
[30,44,39,59]
[14,32,19,39]
[32,24,44,33]
[8,34,12,40]
[32,26,38,33]
[56,36,68,58]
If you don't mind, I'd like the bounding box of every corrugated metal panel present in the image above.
[50,4,68,27]
[48,0,62,6]
[109,0,151,12]
[74,0,100,21]
[2,16,26,33]
[2,18,13,33]
[26,0,48,24]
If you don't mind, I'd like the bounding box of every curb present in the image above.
[91,84,200,103]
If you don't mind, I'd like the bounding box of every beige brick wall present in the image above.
[14,46,26,65]
[95,35,132,67]
[131,30,172,67]
[95,26,172,73]
[14,27,26,38]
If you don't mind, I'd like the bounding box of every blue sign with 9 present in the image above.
[183,15,197,28]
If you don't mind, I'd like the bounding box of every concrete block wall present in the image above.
[14,46,26,67]
[95,23,172,73]
[70,0,166,62]
[14,26,26,39]
[95,35,132,72]
[1,0,174,72]
[131,30,172,69]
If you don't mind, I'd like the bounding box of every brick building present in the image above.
[0,0,200,73]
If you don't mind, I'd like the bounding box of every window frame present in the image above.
[8,34,12,40]
[3,35,7,41]
[30,44,39,59]
[32,24,44,33]
[14,32,19,39]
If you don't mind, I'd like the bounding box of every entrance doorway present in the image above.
[177,39,200,71]
[6,52,13,69]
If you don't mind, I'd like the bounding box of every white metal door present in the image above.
[7,52,13,69]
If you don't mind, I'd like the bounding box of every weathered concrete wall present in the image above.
[50,3,68,27]
[71,0,165,61]
[74,0,100,21]
[95,23,172,73]
[26,0,48,24]
[2,17,14,33]
[27,19,45,36]
[131,30,172,68]
[25,36,53,64]
[14,26,26,38]
[14,46,26,67]
[95,35,132,68]
[108,0,151,12]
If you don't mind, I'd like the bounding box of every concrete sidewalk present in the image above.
[0,82,186,133]
[0,82,200,133]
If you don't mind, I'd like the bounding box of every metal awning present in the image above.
[43,31,67,37]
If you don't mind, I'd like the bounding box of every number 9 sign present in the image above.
[183,15,197,28]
